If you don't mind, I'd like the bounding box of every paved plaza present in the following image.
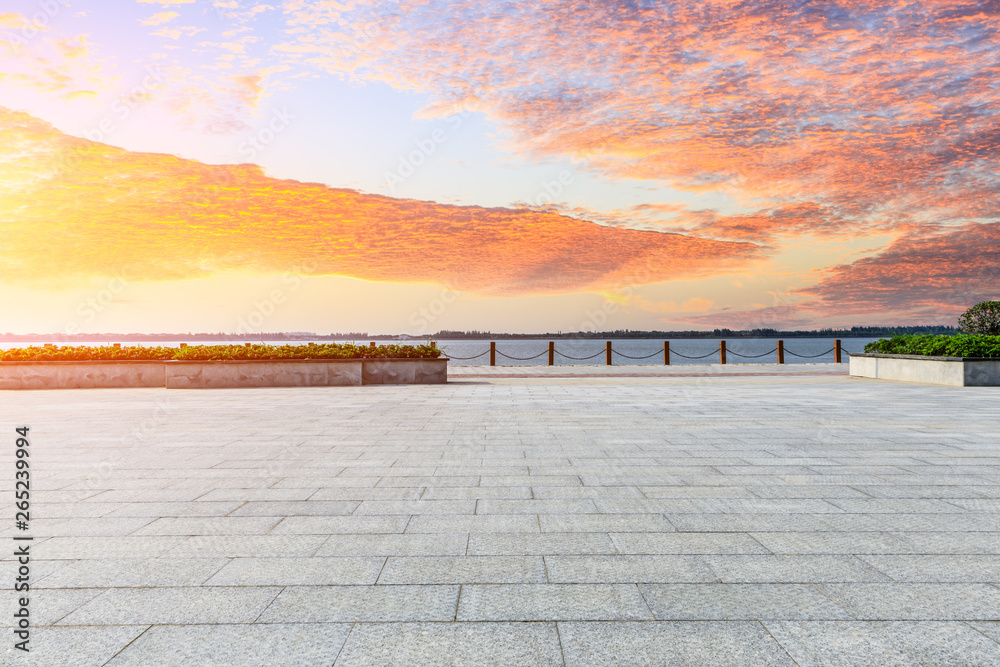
[2,368,999,665]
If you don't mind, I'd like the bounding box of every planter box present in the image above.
[0,358,448,389]
[362,358,448,385]
[850,353,1000,387]
[165,359,363,388]
[0,361,165,390]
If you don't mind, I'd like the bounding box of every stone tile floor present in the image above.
[1,371,998,665]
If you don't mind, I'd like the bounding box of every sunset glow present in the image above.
[1,1,997,333]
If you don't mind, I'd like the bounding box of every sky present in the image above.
[1,0,998,335]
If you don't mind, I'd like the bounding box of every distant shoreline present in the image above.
[0,326,956,343]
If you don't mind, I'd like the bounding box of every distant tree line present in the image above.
[428,326,959,340]
[0,324,959,343]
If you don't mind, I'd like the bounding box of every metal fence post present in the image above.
[490,341,496,366]
[664,341,670,366]
[548,341,555,366]
[720,340,727,365]
[777,340,784,364]
[606,341,612,366]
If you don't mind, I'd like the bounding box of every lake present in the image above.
[436,337,877,366]
[0,337,879,365]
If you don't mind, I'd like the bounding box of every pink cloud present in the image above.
[275,1,1000,242]
[682,222,1000,327]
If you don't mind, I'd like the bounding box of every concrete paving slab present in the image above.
[378,556,547,584]
[544,555,717,583]
[333,622,563,666]
[314,532,469,557]
[558,620,797,666]
[702,555,891,583]
[106,623,352,667]
[818,583,1000,620]
[640,583,852,620]
[204,557,385,586]
[31,536,188,559]
[0,625,148,667]
[258,584,459,622]
[160,535,328,558]
[270,515,410,535]
[1,588,106,627]
[468,532,617,556]
[858,555,1000,582]
[406,515,540,533]
[37,557,229,588]
[611,532,771,554]
[904,529,1000,551]
[540,514,674,533]
[765,621,1000,666]
[457,583,653,621]
[58,587,282,624]
[230,500,359,516]
[748,532,917,555]
[132,517,282,535]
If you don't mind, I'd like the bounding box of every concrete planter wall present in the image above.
[850,353,1000,387]
[0,358,448,389]
[0,361,165,390]
[362,358,448,385]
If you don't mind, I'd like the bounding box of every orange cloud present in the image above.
[277,0,1000,239]
[0,108,761,295]
[139,12,178,27]
[0,24,116,100]
[681,222,1000,327]
[796,222,1000,317]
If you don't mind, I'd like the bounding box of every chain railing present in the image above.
[554,349,606,361]
[611,349,663,360]
[495,348,549,361]
[442,349,491,361]
[670,350,718,360]
[785,348,836,359]
[727,348,779,359]
[438,339,861,366]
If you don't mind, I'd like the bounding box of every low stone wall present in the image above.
[0,361,165,390]
[850,353,1000,387]
[0,358,448,389]
[165,360,364,388]
[362,358,448,385]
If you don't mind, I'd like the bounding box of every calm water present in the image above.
[0,337,877,365]
[437,337,876,366]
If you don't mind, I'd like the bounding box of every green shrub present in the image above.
[0,345,176,361]
[958,301,1000,335]
[864,333,1000,357]
[0,343,441,362]
[171,343,440,360]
